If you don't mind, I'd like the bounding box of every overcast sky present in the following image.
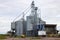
[0,0,60,34]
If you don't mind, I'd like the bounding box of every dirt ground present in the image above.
[1,37,60,40]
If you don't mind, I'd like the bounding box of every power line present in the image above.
[13,6,31,22]
[19,7,31,21]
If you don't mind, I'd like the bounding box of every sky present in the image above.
[0,0,60,34]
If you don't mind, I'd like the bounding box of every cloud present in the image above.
[0,0,60,34]
[0,17,11,34]
[0,0,32,34]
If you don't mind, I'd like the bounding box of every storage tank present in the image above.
[27,16,34,31]
[15,21,23,36]
[38,31,46,36]
[11,22,15,30]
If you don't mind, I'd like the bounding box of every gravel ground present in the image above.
[0,37,60,40]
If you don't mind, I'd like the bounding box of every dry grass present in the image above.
[0,34,7,39]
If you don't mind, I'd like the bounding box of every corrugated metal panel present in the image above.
[15,21,23,36]
[11,22,15,29]
[27,16,34,31]
[11,20,27,36]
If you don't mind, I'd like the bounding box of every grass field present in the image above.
[0,34,8,40]
[0,34,60,40]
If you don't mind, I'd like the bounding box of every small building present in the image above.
[45,24,57,34]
